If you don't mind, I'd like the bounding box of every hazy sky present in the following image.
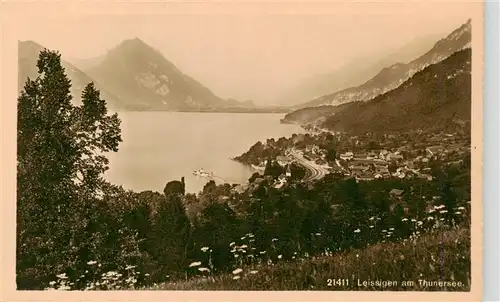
[16,2,472,105]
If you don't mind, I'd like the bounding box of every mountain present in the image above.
[85,38,237,111]
[18,41,123,110]
[68,55,106,71]
[296,19,471,109]
[321,48,471,135]
[274,33,443,107]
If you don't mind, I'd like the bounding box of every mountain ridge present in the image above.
[274,32,444,107]
[18,40,124,110]
[85,38,234,111]
[320,47,471,135]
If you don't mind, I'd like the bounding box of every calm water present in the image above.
[104,112,304,194]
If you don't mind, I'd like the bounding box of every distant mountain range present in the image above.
[274,32,444,107]
[18,41,123,110]
[18,19,471,116]
[293,19,471,109]
[323,47,471,134]
[18,38,280,112]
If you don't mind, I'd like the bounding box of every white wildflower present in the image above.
[278,255,283,259]
[125,265,136,270]
[189,261,202,267]
[56,273,67,279]
[369,225,374,228]
[427,216,434,220]
[402,218,408,222]
[259,251,266,254]
[455,211,461,215]
[87,260,97,265]
[250,270,258,274]
[439,210,448,214]
[240,245,248,249]
[233,276,240,280]
[417,221,423,226]
[457,206,465,210]
[229,242,235,246]
[232,268,243,274]
[354,229,361,233]
[315,233,321,236]
[198,267,210,272]
[201,247,209,252]
[389,228,394,231]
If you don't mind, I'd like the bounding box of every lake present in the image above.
[104,112,304,194]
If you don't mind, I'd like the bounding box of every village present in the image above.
[245,127,471,189]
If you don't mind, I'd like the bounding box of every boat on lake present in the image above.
[193,168,214,178]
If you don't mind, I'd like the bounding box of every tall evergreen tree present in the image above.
[16,49,122,289]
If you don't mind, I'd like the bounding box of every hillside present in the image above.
[297,19,471,109]
[85,38,240,111]
[18,41,123,110]
[156,227,470,291]
[280,104,348,125]
[322,48,471,135]
[275,33,442,107]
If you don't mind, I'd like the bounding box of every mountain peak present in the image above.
[122,37,145,45]
[115,37,151,50]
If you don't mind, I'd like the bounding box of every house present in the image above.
[386,153,404,161]
[378,150,389,160]
[273,178,287,189]
[340,152,354,161]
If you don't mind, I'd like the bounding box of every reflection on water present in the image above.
[104,112,304,194]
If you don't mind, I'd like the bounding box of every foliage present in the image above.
[158,227,470,291]
[17,48,471,292]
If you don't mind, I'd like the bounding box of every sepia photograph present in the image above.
[1,0,484,300]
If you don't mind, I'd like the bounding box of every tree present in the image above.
[367,141,380,151]
[150,180,191,279]
[388,161,398,174]
[264,160,283,179]
[16,49,122,289]
[248,172,261,183]
[325,143,337,162]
